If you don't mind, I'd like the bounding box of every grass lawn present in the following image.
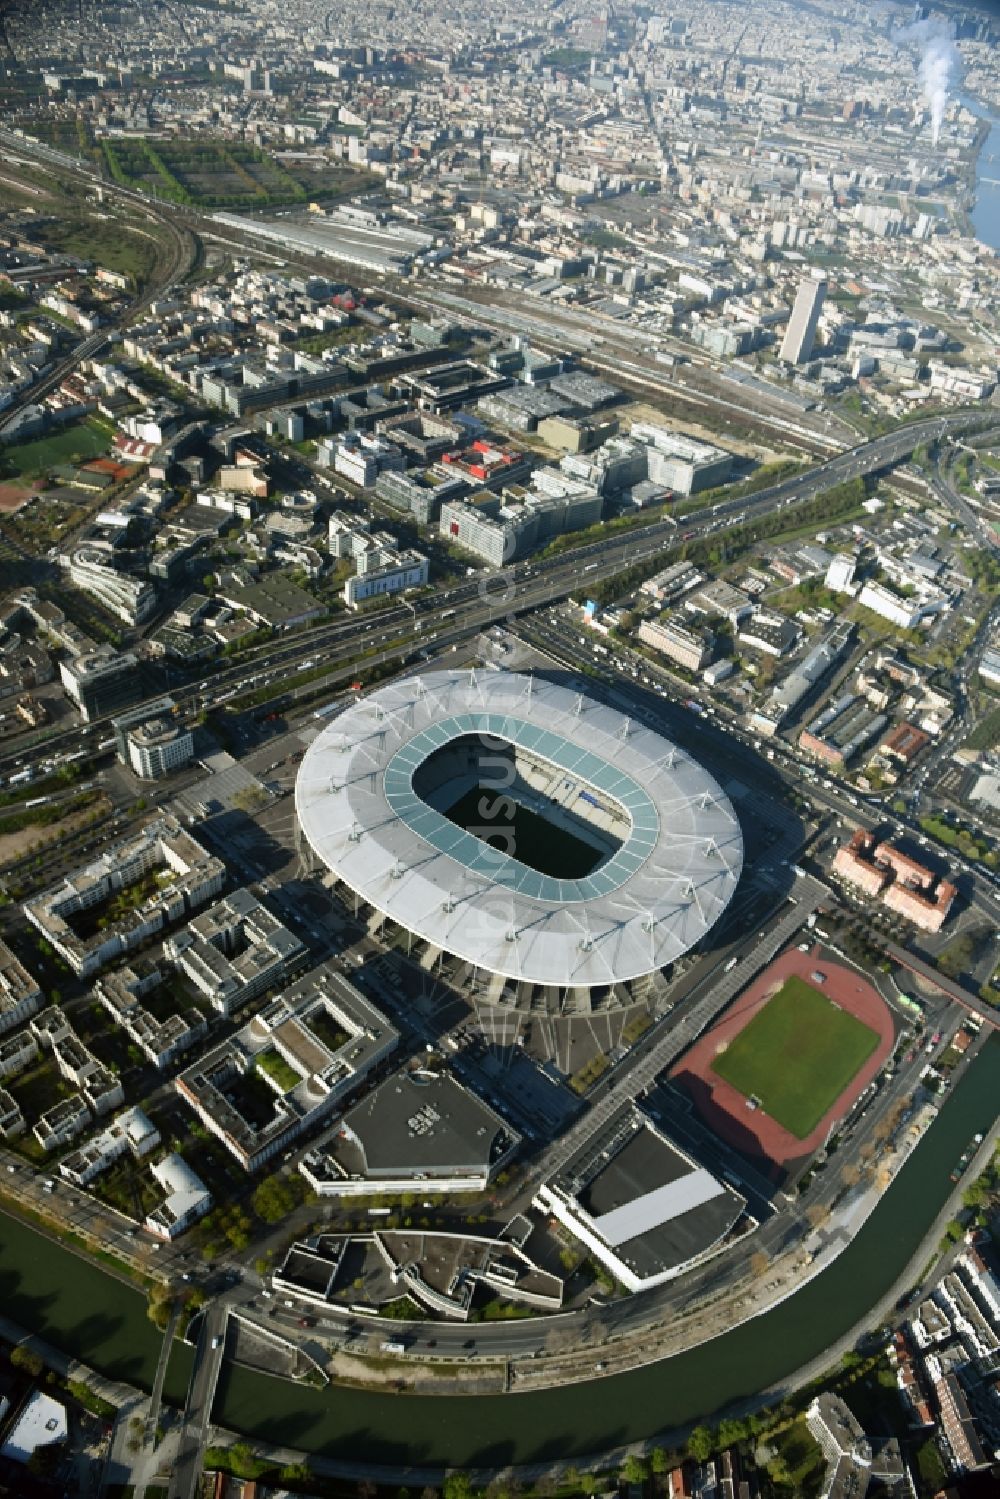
[966,704,1000,753]
[256,1048,301,1092]
[710,976,880,1139]
[0,420,110,479]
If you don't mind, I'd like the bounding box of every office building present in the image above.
[628,424,734,495]
[59,645,142,722]
[65,549,157,626]
[112,698,194,779]
[780,276,827,364]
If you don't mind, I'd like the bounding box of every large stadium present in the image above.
[295,670,743,1010]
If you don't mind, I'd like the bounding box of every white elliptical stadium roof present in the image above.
[295,670,742,989]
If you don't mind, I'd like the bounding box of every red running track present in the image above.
[670,946,896,1180]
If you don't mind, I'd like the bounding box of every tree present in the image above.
[358,1480,378,1499]
[227,1441,267,1479]
[649,1448,670,1475]
[750,1250,769,1279]
[687,1426,714,1463]
[716,1418,748,1448]
[621,1454,649,1484]
[146,1282,175,1330]
[11,1345,43,1378]
[543,1325,576,1355]
[443,1474,474,1499]
[252,1172,301,1224]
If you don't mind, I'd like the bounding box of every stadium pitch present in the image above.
[709,975,880,1140]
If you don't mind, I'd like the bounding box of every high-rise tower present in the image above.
[780,276,827,364]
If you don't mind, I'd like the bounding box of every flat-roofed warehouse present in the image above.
[295,670,742,1013]
[534,1105,746,1291]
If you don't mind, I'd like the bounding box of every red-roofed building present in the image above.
[439,439,532,490]
[113,434,158,463]
[881,721,930,765]
[833,830,889,897]
[832,832,955,932]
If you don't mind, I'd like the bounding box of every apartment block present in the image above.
[0,1086,24,1140]
[24,818,225,979]
[637,615,714,672]
[0,1027,39,1082]
[96,965,208,1071]
[833,831,956,932]
[163,888,306,1016]
[34,1094,91,1153]
[345,548,429,608]
[176,964,398,1170]
[145,1153,212,1239]
[0,938,43,1036]
[59,1105,160,1189]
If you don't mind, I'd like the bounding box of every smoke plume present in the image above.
[897,16,961,146]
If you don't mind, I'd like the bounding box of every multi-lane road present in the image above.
[0,408,985,788]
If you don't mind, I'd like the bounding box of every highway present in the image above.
[1,119,998,1464]
[0,407,984,786]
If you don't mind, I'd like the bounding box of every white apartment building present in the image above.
[345,547,429,608]
[858,581,948,631]
[0,938,43,1036]
[163,888,306,1016]
[637,615,713,672]
[145,1153,212,1239]
[24,818,225,979]
[65,549,157,626]
[59,1105,161,1188]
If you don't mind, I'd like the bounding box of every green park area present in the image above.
[101,137,310,209]
[711,976,879,1139]
[0,419,111,481]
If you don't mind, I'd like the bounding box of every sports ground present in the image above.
[670,948,896,1176]
[709,975,880,1140]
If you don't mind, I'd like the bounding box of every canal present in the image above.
[0,1215,192,1404]
[1,1037,997,1468]
[214,1035,1000,1468]
[961,91,1000,252]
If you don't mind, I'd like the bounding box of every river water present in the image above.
[2,1037,997,1469]
[214,1036,1000,1468]
[960,91,1000,252]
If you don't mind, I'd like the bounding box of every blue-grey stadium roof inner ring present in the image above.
[383,712,659,903]
[295,670,743,989]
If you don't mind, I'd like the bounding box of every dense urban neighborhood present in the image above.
[0,0,997,1498]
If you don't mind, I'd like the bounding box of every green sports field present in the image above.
[710,976,880,1140]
